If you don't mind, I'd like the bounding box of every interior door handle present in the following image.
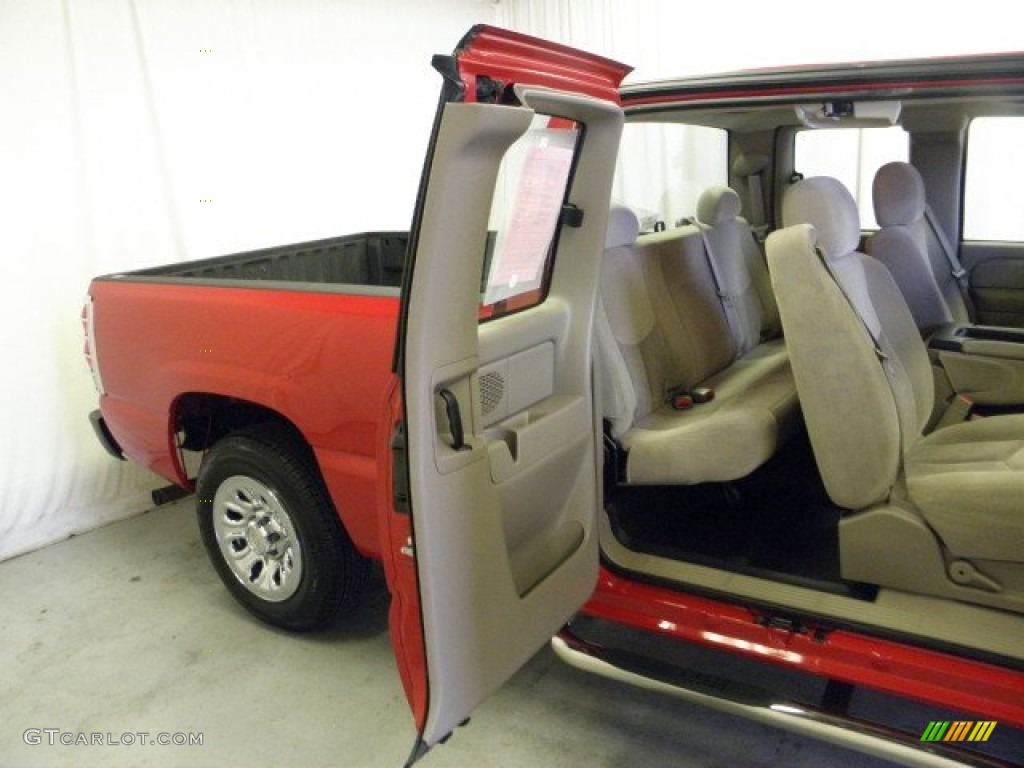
[438,388,467,451]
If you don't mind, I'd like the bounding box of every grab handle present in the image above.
[438,388,467,451]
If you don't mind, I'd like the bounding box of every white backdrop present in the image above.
[0,0,496,561]
[1,0,1018,562]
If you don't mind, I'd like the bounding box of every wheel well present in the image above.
[173,393,308,457]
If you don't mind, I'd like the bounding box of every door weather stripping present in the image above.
[552,629,1014,768]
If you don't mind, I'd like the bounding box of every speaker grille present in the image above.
[479,370,506,416]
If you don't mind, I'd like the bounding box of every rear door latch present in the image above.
[390,421,410,514]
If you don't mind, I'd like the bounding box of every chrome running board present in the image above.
[552,629,1013,768]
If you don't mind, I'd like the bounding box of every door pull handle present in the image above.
[438,388,468,451]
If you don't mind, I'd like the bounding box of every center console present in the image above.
[928,323,1024,405]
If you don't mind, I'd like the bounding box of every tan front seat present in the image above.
[767,176,1024,613]
[867,161,971,333]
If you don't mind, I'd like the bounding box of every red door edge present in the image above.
[450,24,631,104]
[583,566,1024,727]
[378,374,429,729]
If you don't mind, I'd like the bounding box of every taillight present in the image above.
[82,296,105,395]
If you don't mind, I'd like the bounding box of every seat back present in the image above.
[595,204,735,438]
[867,161,969,330]
[695,186,781,353]
[767,177,934,509]
[595,205,683,438]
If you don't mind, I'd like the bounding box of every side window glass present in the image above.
[481,115,580,319]
[964,117,1024,241]
[795,126,909,229]
[613,122,728,231]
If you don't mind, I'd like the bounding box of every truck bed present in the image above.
[87,230,414,557]
[111,231,409,291]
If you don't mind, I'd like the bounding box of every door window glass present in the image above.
[964,117,1024,241]
[481,115,580,318]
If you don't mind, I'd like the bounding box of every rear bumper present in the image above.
[89,410,124,460]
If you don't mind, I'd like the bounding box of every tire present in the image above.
[196,424,369,631]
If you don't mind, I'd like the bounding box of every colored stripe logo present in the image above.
[921,721,997,742]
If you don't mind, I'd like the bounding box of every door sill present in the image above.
[599,511,1024,664]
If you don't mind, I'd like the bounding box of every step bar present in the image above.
[552,628,1013,768]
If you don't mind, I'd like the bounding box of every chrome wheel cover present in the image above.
[212,476,303,602]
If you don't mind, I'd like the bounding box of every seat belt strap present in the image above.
[924,206,975,320]
[686,218,743,357]
[745,173,770,242]
[814,248,888,364]
[815,247,910,464]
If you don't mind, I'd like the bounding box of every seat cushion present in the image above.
[905,414,1024,562]
[620,339,799,484]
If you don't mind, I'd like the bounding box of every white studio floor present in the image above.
[0,497,994,768]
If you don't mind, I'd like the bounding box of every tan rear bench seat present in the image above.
[596,199,798,485]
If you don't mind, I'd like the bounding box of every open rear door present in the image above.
[379,26,629,763]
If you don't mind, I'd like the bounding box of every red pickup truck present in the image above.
[85,230,405,626]
[86,25,1024,766]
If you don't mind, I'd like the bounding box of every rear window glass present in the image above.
[613,122,728,231]
[795,126,909,229]
[964,117,1024,242]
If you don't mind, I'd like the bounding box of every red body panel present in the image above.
[90,279,399,557]
[584,567,1024,727]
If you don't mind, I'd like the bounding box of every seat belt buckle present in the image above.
[670,393,694,410]
[667,386,715,410]
[935,393,974,430]
[953,393,973,415]
[689,387,715,404]
[666,386,694,410]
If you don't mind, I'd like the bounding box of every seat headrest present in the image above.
[782,177,861,261]
[605,203,640,248]
[732,152,770,179]
[696,186,742,226]
[872,161,926,227]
